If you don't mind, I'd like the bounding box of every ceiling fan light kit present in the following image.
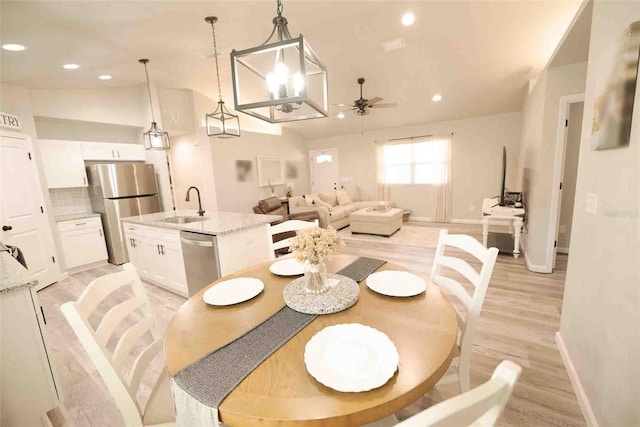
[205,16,241,138]
[230,0,329,123]
[139,59,171,150]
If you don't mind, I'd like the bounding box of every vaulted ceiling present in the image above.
[0,1,582,138]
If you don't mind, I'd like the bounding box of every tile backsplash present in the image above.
[49,188,93,216]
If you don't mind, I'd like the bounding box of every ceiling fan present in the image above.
[335,77,398,116]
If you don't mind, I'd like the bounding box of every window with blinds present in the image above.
[381,139,448,184]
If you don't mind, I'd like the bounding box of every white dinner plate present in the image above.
[304,323,399,392]
[202,278,264,306]
[269,257,305,276]
[365,270,426,297]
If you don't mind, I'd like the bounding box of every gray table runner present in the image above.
[171,256,386,427]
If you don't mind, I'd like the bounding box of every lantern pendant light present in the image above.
[230,0,328,123]
[205,16,240,138]
[139,59,170,150]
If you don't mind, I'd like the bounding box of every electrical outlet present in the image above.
[586,193,598,216]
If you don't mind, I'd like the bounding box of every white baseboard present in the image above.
[524,249,551,273]
[408,216,433,222]
[557,247,570,254]
[555,332,599,427]
[450,218,483,224]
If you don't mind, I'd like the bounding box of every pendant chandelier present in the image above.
[205,16,240,138]
[139,59,170,150]
[230,0,328,123]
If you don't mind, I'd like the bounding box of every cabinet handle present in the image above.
[132,238,136,248]
[75,222,86,226]
[117,150,121,158]
[83,176,87,185]
[160,244,165,255]
[157,244,161,255]
[40,306,47,325]
[112,150,115,158]
[99,228,103,237]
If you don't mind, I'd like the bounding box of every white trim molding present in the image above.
[524,247,551,273]
[555,332,599,427]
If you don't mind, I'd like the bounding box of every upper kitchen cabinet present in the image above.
[82,142,146,161]
[39,139,88,188]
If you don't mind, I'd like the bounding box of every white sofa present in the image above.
[289,188,394,229]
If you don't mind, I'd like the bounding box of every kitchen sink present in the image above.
[159,216,209,224]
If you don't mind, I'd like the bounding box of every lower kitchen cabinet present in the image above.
[57,217,108,272]
[123,224,188,297]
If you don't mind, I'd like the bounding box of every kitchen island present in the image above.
[121,210,281,297]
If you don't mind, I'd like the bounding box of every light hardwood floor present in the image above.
[37,222,585,426]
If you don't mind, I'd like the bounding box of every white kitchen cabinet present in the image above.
[39,139,88,188]
[57,217,108,271]
[82,141,146,161]
[1,279,59,426]
[123,225,188,297]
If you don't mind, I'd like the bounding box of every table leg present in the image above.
[513,218,523,258]
[482,217,489,248]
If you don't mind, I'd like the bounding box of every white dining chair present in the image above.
[60,263,175,427]
[396,360,522,426]
[431,229,499,393]
[267,219,319,260]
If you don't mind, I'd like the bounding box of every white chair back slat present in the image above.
[95,295,146,346]
[60,263,173,426]
[127,337,164,397]
[61,301,144,426]
[267,219,319,260]
[430,229,499,393]
[395,360,522,427]
[432,275,473,310]
[434,255,481,287]
[440,233,489,263]
[75,271,131,318]
[112,317,155,370]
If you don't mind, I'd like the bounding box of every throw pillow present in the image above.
[336,189,352,206]
[319,190,337,207]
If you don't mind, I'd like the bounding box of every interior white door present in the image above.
[309,149,340,194]
[0,133,60,289]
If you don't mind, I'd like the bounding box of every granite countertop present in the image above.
[0,251,38,294]
[121,210,282,236]
[55,212,101,222]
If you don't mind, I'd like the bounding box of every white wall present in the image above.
[29,87,146,127]
[165,88,310,214]
[559,2,640,425]
[306,112,522,220]
[518,62,588,270]
[0,83,64,272]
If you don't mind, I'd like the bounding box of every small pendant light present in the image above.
[205,16,240,138]
[139,59,170,150]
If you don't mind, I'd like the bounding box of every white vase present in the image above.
[304,261,329,294]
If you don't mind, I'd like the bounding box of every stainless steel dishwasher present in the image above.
[180,231,221,296]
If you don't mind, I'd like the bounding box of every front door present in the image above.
[309,149,340,193]
[0,133,59,289]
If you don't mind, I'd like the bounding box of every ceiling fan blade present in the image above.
[367,96,384,105]
[333,103,353,107]
[371,103,398,108]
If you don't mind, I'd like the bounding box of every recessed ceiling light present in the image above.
[382,38,406,52]
[337,112,345,119]
[401,12,415,27]
[2,44,26,51]
[432,94,443,102]
[63,64,80,70]
[98,75,112,80]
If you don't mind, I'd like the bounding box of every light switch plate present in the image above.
[586,193,598,215]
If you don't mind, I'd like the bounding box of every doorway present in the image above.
[549,96,585,270]
[309,149,340,194]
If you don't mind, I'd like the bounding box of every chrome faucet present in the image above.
[185,186,205,216]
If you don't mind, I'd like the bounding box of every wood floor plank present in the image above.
[37,221,585,426]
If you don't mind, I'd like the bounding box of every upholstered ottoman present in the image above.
[349,208,403,236]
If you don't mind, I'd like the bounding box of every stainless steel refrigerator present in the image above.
[87,163,161,264]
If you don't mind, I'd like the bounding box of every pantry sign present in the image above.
[0,112,22,131]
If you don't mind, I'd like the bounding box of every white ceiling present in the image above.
[0,0,583,139]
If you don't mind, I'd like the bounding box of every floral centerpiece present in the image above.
[290,226,344,294]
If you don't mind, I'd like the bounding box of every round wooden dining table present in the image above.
[164,254,458,427]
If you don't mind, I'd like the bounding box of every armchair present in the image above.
[253,196,320,224]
